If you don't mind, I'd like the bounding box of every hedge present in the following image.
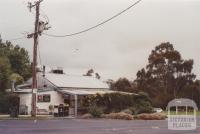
[82,92,153,114]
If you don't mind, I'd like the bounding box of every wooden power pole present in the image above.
[27,0,43,117]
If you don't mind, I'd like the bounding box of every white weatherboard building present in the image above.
[14,70,111,116]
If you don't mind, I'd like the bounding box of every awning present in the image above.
[58,89,115,95]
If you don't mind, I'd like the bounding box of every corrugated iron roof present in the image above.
[43,73,109,89]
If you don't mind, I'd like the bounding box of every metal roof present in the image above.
[43,73,109,89]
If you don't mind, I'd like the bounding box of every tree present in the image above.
[135,42,197,107]
[111,78,135,92]
[0,38,31,91]
[0,57,11,90]
[9,73,24,85]
[6,43,31,80]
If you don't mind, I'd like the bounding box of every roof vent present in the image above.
[51,67,64,74]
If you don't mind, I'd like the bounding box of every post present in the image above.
[186,106,188,115]
[30,0,42,117]
[27,0,49,117]
[74,95,78,117]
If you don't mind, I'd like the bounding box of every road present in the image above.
[0,118,199,134]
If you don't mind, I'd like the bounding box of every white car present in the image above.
[153,108,163,113]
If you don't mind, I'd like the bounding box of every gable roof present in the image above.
[42,73,109,89]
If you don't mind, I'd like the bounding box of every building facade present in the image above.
[15,71,110,116]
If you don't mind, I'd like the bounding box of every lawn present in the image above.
[163,110,200,116]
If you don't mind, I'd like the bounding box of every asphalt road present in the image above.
[0,118,199,134]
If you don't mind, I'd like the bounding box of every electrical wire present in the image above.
[43,0,142,37]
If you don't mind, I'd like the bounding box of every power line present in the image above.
[43,0,142,37]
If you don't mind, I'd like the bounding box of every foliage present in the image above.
[8,93,19,117]
[0,39,31,91]
[0,57,11,90]
[0,92,19,115]
[88,104,103,118]
[9,73,24,85]
[134,100,153,114]
[179,80,200,108]
[133,92,153,114]
[0,92,10,113]
[135,42,198,108]
[83,92,153,114]
[111,78,136,93]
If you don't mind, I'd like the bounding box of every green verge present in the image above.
[163,111,200,116]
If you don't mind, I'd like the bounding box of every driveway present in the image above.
[0,118,199,134]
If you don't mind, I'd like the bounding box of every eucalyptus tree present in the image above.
[136,42,196,107]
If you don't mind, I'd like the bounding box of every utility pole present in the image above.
[27,0,49,117]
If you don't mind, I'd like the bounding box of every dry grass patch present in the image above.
[102,112,134,120]
[81,113,93,119]
[134,113,167,120]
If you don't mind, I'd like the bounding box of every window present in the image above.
[37,94,51,102]
[43,95,51,102]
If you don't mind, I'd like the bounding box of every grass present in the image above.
[163,111,200,116]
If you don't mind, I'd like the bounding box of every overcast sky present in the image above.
[0,0,200,80]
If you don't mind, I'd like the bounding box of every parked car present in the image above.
[153,108,163,113]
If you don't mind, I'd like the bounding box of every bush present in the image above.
[0,92,19,116]
[8,93,19,117]
[134,101,153,114]
[0,93,9,113]
[134,113,167,120]
[88,104,103,118]
[83,92,153,114]
[103,112,134,120]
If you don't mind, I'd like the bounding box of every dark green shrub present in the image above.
[134,101,153,114]
[0,92,19,117]
[8,93,19,117]
[88,104,103,118]
[133,92,153,114]
[0,92,9,113]
[83,92,153,115]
